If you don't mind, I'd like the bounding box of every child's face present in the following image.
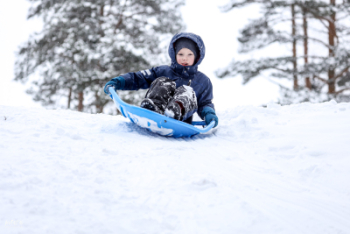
[176,48,195,66]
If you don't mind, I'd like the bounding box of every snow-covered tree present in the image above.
[217,0,350,104]
[15,0,185,113]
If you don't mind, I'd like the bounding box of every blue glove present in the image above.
[201,106,218,128]
[104,76,126,94]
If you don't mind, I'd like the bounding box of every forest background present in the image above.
[1,0,349,113]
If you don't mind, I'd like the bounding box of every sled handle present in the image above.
[192,121,215,129]
[192,121,207,126]
[192,121,205,126]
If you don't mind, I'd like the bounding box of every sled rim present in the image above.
[109,87,215,135]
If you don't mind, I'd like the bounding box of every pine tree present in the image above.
[217,0,350,104]
[15,0,185,113]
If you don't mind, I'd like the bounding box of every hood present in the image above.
[168,32,206,78]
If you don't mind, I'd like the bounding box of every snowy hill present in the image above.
[1,101,350,234]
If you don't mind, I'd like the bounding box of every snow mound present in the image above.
[1,101,350,233]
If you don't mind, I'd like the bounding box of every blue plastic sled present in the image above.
[109,87,215,138]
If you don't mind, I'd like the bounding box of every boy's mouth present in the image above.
[181,63,188,66]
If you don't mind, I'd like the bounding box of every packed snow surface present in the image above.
[1,101,350,234]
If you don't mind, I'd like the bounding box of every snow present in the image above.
[1,101,350,233]
[164,108,175,118]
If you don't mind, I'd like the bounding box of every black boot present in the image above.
[164,85,197,121]
[140,77,176,114]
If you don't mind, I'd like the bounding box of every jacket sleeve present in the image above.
[197,78,215,119]
[119,67,161,90]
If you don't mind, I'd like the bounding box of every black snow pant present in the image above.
[140,77,197,122]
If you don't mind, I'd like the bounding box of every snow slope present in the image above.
[1,101,350,234]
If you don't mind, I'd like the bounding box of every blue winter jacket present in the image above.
[119,32,215,122]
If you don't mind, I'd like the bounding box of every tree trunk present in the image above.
[78,92,84,112]
[303,7,312,90]
[67,87,72,109]
[328,0,336,94]
[95,91,103,113]
[292,4,298,90]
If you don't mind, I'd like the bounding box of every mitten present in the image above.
[201,106,218,128]
[104,76,125,94]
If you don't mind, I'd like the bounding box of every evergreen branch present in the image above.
[313,75,328,84]
[219,0,265,12]
[335,87,350,95]
[334,66,350,80]
[306,36,331,49]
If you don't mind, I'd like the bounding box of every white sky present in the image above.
[0,0,279,111]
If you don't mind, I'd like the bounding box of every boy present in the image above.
[104,32,218,127]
